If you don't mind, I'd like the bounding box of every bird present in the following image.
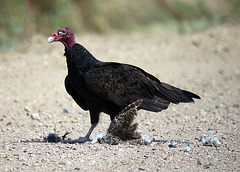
[48,27,200,142]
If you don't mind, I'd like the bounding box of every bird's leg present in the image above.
[71,110,99,143]
[76,123,97,143]
[69,123,97,144]
[83,109,99,139]
[84,123,97,139]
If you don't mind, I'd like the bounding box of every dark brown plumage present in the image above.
[48,27,200,141]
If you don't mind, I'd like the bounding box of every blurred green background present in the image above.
[0,0,239,52]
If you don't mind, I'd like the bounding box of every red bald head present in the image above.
[48,27,76,49]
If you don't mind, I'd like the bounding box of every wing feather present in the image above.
[84,63,155,107]
[83,62,200,112]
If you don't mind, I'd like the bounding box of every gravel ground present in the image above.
[0,23,239,171]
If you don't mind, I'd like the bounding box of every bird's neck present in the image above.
[62,36,76,49]
[65,44,100,73]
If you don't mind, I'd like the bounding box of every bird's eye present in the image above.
[58,30,66,36]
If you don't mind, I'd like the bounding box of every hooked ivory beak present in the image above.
[48,36,54,43]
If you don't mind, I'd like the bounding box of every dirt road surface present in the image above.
[0,24,239,171]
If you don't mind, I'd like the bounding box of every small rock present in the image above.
[183,139,193,144]
[31,113,40,120]
[18,157,24,161]
[179,146,191,152]
[233,104,240,108]
[6,122,12,126]
[7,157,13,161]
[24,106,31,113]
[65,161,72,166]
[203,163,213,169]
[70,146,77,150]
[200,135,221,147]
[167,140,178,148]
[196,127,202,131]
[28,150,34,154]
[192,40,200,47]
[143,154,149,158]
[218,69,224,75]
[235,69,240,76]
[200,109,207,115]
[141,136,152,145]
[208,128,214,131]
[197,159,202,165]
[145,121,151,126]
[22,162,30,166]
[63,108,69,113]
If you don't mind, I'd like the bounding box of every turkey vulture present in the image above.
[48,27,200,142]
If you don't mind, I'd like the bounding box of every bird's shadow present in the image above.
[20,132,90,144]
[19,132,168,145]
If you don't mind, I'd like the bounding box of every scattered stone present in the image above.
[192,40,200,47]
[28,150,34,155]
[6,122,12,126]
[207,128,214,132]
[70,146,77,150]
[167,140,178,148]
[197,159,202,165]
[179,146,191,152]
[183,139,193,144]
[31,113,40,120]
[47,114,52,118]
[200,135,221,147]
[7,157,13,161]
[199,109,207,115]
[196,127,202,131]
[24,106,31,113]
[65,160,72,166]
[63,108,70,113]
[141,136,152,145]
[233,104,239,108]
[203,163,213,169]
[74,167,81,171]
[174,166,180,169]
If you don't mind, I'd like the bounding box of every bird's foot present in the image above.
[68,137,90,144]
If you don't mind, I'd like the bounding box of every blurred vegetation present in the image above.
[0,0,239,52]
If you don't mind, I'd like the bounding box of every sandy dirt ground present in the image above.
[0,23,239,171]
